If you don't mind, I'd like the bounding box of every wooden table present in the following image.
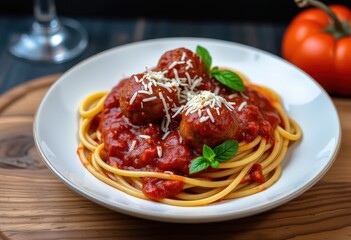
[0,75,350,240]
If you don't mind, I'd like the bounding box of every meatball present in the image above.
[119,72,179,125]
[156,47,208,81]
[179,91,240,153]
[103,78,128,109]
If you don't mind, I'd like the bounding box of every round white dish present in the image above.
[34,37,341,223]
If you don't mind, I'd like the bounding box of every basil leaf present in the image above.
[210,161,219,169]
[211,66,219,74]
[211,69,245,92]
[213,140,239,162]
[189,157,210,174]
[203,144,215,161]
[196,46,244,92]
[189,140,239,174]
[196,45,212,71]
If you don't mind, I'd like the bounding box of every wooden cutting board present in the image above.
[0,75,350,240]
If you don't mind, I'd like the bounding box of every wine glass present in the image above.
[9,0,88,63]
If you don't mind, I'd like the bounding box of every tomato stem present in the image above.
[295,0,350,39]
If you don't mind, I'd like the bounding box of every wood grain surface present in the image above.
[0,75,350,240]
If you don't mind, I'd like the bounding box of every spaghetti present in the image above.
[77,47,301,206]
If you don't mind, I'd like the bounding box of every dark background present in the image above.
[0,0,350,23]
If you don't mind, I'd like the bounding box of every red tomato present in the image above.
[282,4,351,96]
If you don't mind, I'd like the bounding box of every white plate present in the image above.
[34,37,341,223]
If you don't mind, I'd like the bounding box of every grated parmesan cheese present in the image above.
[139,134,151,139]
[159,92,171,132]
[134,75,140,82]
[238,101,247,111]
[228,93,238,99]
[142,96,157,102]
[129,140,137,152]
[129,92,138,105]
[138,90,153,95]
[182,90,235,123]
[240,92,249,99]
[186,59,193,69]
[168,61,178,69]
[156,146,163,158]
[200,116,210,122]
[181,52,186,61]
[171,105,185,118]
[162,131,170,140]
[206,108,215,122]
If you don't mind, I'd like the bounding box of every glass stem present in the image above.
[33,0,61,33]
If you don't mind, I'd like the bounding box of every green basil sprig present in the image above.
[189,140,239,174]
[196,45,245,92]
